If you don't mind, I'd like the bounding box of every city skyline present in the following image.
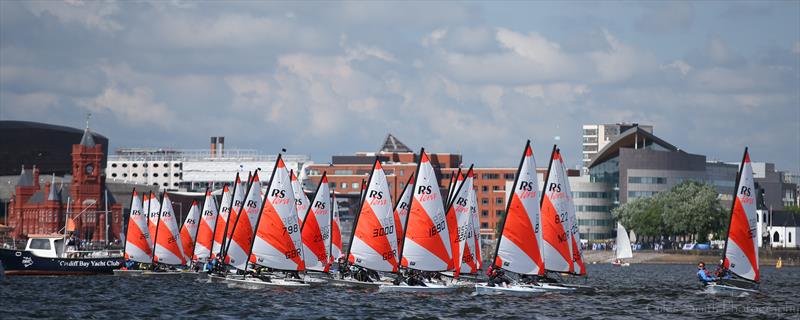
[1,1,798,172]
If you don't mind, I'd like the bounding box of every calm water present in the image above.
[1,264,798,319]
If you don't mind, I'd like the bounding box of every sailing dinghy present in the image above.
[380,150,460,293]
[193,189,219,269]
[704,148,760,296]
[116,189,151,276]
[475,141,549,296]
[613,223,633,267]
[143,193,187,276]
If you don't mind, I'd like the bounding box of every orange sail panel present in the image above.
[179,200,201,263]
[469,187,482,271]
[494,141,544,275]
[124,190,152,263]
[194,189,219,261]
[153,193,186,265]
[213,177,242,257]
[349,159,399,272]
[393,174,414,265]
[226,173,262,270]
[146,192,160,252]
[401,150,454,272]
[331,194,343,261]
[454,170,479,274]
[541,148,574,273]
[301,174,332,272]
[251,156,305,271]
[723,149,759,282]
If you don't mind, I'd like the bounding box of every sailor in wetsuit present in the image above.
[487,265,512,288]
[696,261,717,285]
[406,269,427,287]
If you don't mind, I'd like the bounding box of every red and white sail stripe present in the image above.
[468,186,482,271]
[226,173,262,270]
[153,193,186,265]
[213,176,243,258]
[393,174,414,264]
[124,190,152,263]
[291,170,310,224]
[301,174,332,272]
[331,194,343,261]
[146,192,160,249]
[494,141,544,275]
[194,189,219,261]
[179,200,201,263]
[454,170,480,274]
[251,156,305,271]
[541,147,574,274]
[349,159,399,272]
[401,150,457,272]
[723,148,759,282]
[558,150,586,275]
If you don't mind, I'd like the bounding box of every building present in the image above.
[757,210,800,249]
[0,120,109,176]
[585,126,739,239]
[746,162,797,210]
[106,137,312,192]
[6,124,123,243]
[582,123,653,175]
[569,176,614,240]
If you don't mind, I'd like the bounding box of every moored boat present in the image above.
[0,234,122,275]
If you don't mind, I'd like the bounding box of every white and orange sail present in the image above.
[493,141,544,275]
[541,146,574,274]
[123,190,152,263]
[291,170,310,225]
[251,156,305,271]
[723,148,759,282]
[225,172,263,270]
[153,193,186,265]
[393,174,414,263]
[558,149,586,275]
[179,200,201,263]
[212,175,243,258]
[400,150,458,272]
[468,186,482,271]
[301,173,332,272]
[331,194,343,261]
[453,169,480,274]
[348,159,399,272]
[194,189,219,261]
[146,192,160,248]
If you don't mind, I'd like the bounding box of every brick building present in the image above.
[7,124,122,243]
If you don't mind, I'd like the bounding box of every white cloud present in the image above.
[25,0,122,32]
[661,60,693,76]
[589,29,658,82]
[78,86,174,128]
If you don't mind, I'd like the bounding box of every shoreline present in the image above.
[581,250,800,266]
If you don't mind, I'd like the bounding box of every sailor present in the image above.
[713,260,731,280]
[487,265,511,288]
[696,261,717,285]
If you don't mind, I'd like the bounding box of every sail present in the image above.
[225,173,262,271]
[615,223,633,260]
[153,193,186,265]
[401,150,456,272]
[291,170,310,224]
[468,187,483,271]
[213,176,242,257]
[251,156,305,271]
[222,175,248,258]
[450,168,476,275]
[124,190,152,263]
[560,151,586,275]
[331,194,343,261]
[723,148,759,282]
[194,189,219,261]
[447,169,462,207]
[301,173,332,272]
[541,147,574,273]
[179,200,201,263]
[349,159,399,272]
[393,174,414,264]
[494,141,544,275]
[146,192,160,249]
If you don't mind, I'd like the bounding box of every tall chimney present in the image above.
[210,137,217,158]
[218,137,225,158]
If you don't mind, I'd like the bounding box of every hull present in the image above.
[141,271,185,277]
[704,283,760,297]
[0,248,121,276]
[475,284,546,296]
[378,283,459,293]
[224,276,310,289]
[113,269,145,277]
[522,283,577,293]
[558,283,596,293]
[327,277,388,288]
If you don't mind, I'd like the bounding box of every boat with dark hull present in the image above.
[0,234,122,276]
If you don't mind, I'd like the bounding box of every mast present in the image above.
[397,149,425,270]
[491,141,531,268]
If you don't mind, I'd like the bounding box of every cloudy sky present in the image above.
[1,1,798,171]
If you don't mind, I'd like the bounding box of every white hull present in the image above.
[523,283,577,293]
[113,269,145,277]
[704,283,759,297]
[224,276,310,289]
[378,283,459,293]
[612,262,630,267]
[326,277,390,288]
[141,271,185,277]
[475,284,546,296]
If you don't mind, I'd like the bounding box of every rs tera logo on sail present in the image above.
[417,186,437,202]
[368,190,388,206]
[270,190,290,205]
[518,181,538,199]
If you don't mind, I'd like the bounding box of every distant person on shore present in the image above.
[696,261,716,285]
